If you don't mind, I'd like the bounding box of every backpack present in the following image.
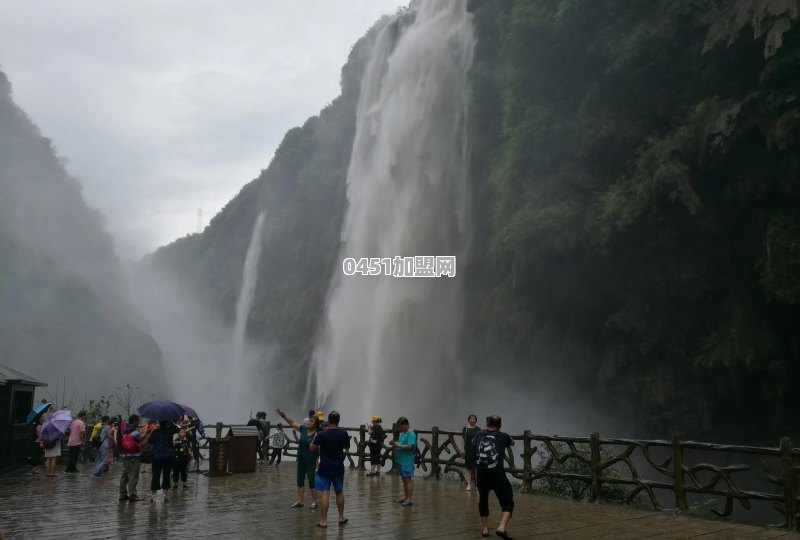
[369,424,384,445]
[121,433,140,454]
[476,433,501,469]
[271,430,287,448]
[91,431,106,449]
[412,430,421,467]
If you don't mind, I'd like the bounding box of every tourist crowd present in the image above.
[31,407,515,539]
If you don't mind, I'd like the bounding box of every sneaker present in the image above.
[401,500,414,507]
[90,473,101,478]
[395,498,406,504]
[310,502,318,509]
[291,502,304,508]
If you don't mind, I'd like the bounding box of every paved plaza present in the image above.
[1,463,797,539]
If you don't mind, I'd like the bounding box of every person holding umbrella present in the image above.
[137,400,187,501]
[41,409,72,478]
[147,420,178,501]
[31,415,44,476]
[27,402,51,476]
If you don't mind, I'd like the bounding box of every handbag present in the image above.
[42,439,59,450]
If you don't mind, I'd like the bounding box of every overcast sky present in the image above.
[0,0,403,258]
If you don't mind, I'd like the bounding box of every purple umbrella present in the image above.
[40,410,72,443]
[176,403,198,418]
[138,400,185,422]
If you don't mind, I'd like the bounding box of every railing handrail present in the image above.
[201,421,799,530]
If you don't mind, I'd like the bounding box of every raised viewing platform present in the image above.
[0,461,796,539]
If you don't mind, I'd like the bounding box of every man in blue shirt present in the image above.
[391,416,416,506]
[309,411,349,528]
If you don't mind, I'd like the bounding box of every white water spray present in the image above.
[231,211,265,413]
[312,0,474,425]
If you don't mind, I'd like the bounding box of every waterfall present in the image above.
[231,211,266,408]
[311,0,474,425]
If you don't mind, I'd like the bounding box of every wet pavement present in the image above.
[0,462,797,539]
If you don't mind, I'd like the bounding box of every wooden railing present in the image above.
[204,423,800,530]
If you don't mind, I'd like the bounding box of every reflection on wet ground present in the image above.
[1,462,796,539]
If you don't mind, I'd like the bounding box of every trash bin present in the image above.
[227,426,259,473]
[206,436,231,476]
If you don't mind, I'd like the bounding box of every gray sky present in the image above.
[0,0,403,258]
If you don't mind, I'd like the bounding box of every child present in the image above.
[268,423,288,467]
[172,427,191,488]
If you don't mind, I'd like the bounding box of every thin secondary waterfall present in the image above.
[231,211,265,405]
[312,0,474,425]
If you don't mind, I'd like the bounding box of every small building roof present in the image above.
[227,426,259,438]
[0,363,48,387]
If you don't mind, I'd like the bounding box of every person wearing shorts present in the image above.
[391,417,416,506]
[309,411,349,528]
[276,408,319,509]
[473,415,515,539]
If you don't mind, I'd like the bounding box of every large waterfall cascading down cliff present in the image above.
[231,211,266,415]
[311,0,475,425]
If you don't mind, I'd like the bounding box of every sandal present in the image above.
[339,518,348,525]
[496,531,513,540]
[310,502,317,509]
[290,502,304,508]
[316,522,327,528]
[482,531,490,538]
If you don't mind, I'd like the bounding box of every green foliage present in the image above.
[85,396,111,425]
[467,0,800,441]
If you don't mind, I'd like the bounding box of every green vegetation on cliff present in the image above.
[467,0,800,440]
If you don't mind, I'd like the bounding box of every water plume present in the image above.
[312,0,475,426]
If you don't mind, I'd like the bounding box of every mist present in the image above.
[130,260,277,424]
[0,70,169,403]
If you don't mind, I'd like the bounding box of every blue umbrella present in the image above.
[41,410,72,443]
[138,400,185,422]
[27,402,52,424]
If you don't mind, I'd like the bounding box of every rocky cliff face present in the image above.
[143,0,800,441]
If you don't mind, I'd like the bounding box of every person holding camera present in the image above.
[277,408,319,509]
[366,417,384,476]
[391,417,416,506]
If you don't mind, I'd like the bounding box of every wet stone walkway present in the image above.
[0,463,798,539]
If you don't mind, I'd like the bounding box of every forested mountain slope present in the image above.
[466,0,800,440]
[0,70,168,397]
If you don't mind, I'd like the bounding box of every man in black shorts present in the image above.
[472,415,514,539]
